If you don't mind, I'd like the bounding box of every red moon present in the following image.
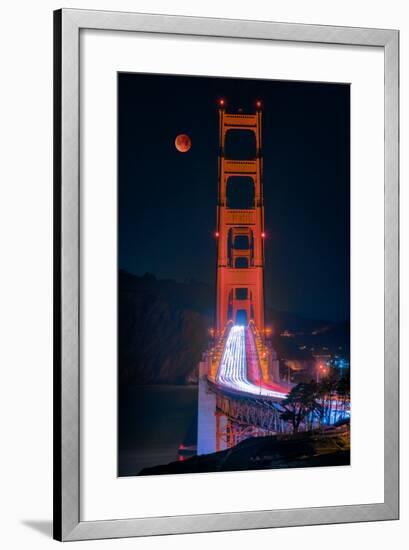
[175,134,191,153]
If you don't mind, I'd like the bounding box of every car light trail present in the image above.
[216,325,287,399]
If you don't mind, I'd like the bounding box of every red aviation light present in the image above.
[215,231,220,238]
[218,98,225,107]
[256,100,262,108]
[261,232,266,238]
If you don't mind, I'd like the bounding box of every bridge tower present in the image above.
[215,101,265,333]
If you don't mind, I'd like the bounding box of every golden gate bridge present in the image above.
[197,100,292,454]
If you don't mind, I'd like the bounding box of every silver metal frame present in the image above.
[53,8,399,541]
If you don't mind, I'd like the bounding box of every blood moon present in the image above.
[175,134,191,153]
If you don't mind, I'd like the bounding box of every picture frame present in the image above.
[54,8,399,541]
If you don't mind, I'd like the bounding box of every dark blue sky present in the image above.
[118,73,350,322]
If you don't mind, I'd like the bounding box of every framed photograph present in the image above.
[54,8,399,541]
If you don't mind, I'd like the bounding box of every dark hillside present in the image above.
[119,271,349,386]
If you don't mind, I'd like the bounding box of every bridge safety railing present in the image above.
[207,320,233,382]
[248,321,271,384]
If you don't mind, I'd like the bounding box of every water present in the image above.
[118,385,198,476]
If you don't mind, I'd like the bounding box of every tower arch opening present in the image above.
[234,257,249,269]
[224,129,256,160]
[233,234,250,250]
[226,176,255,209]
[235,288,248,300]
[235,309,248,326]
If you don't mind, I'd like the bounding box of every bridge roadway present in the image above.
[216,325,288,400]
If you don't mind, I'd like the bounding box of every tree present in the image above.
[316,370,339,425]
[280,382,321,433]
[336,369,350,420]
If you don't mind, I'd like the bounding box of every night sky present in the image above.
[118,73,350,322]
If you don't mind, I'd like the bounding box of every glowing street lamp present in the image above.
[316,363,328,382]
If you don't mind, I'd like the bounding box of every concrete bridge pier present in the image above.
[197,359,217,455]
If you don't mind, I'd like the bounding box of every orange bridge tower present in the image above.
[215,101,265,333]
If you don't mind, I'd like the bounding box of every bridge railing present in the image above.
[244,326,262,385]
[207,320,233,382]
[248,321,271,384]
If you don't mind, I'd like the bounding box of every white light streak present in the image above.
[216,325,287,399]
